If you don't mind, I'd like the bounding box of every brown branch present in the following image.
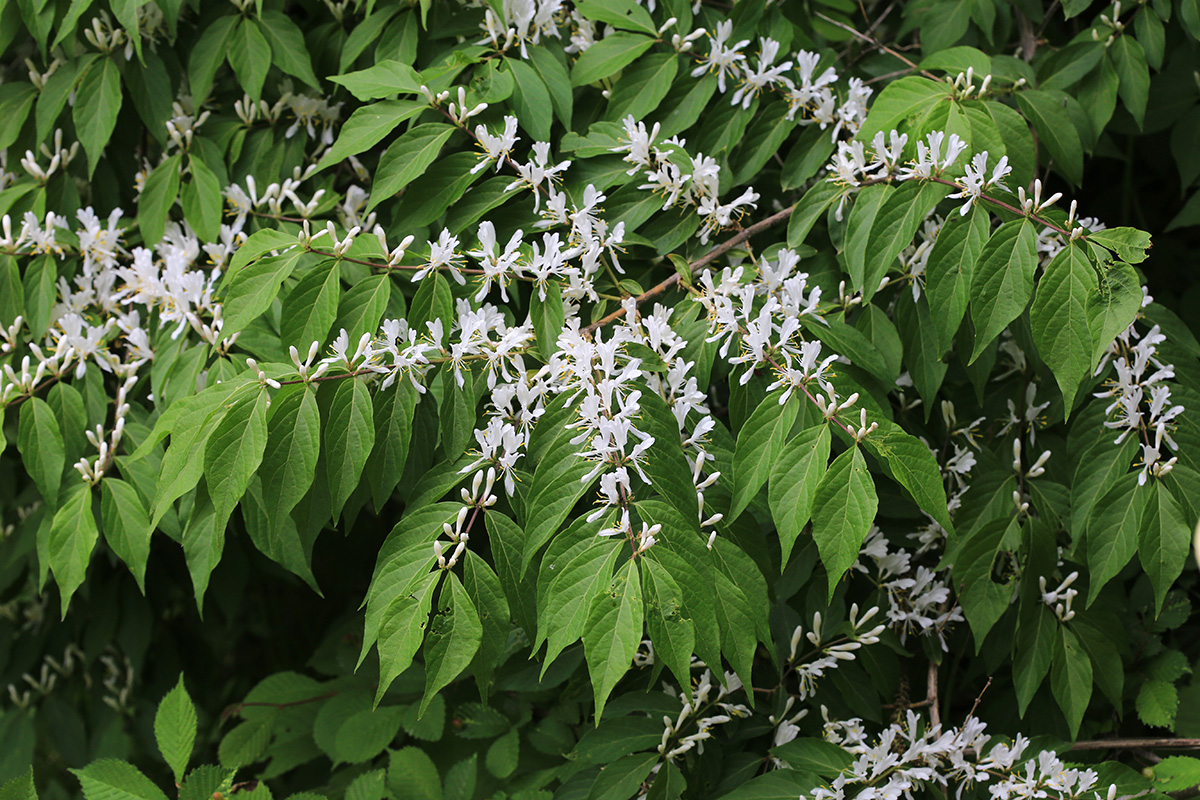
[1067,738,1200,752]
[927,660,941,730]
[814,11,942,82]
[581,204,797,336]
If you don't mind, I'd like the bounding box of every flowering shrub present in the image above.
[0,0,1198,799]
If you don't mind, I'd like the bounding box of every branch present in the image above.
[581,204,797,336]
[1068,738,1200,752]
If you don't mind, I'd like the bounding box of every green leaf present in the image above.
[1110,36,1149,127]
[376,570,442,703]
[72,760,169,800]
[1088,227,1152,264]
[583,560,643,720]
[227,19,271,103]
[857,75,952,142]
[589,753,658,800]
[227,228,300,278]
[421,573,483,716]
[23,255,57,339]
[281,261,341,351]
[843,184,890,291]
[1087,261,1142,364]
[606,53,679,122]
[18,397,65,505]
[221,250,303,338]
[571,32,656,87]
[771,738,853,776]
[865,423,955,534]
[260,10,321,88]
[522,419,594,573]
[1015,90,1085,185]
[333,273,391,344]
[506,58,552,141]
[1137,680,1178,729]
[1013,606,1056,715]
[529,46,573,128]
[387,748,441,800]
[331,60,423,101]
[926,205,989,353]
[1031,244,1094,411]
[486,729,519,779]
[811,446,877,599]
[203,388,270,533]
[0,83,36,153]
[1151,757,1200,791]
[0,769,36,800]
[316,99,426,171]
[538,534,620,667]
[861,181,946,301]
[100,479,153,592]
[181,156,223,244]
[461,551,510,700]
[1139,482,1191,616]
[731,392,800,521]
[138,155,182,246]
[188,15,237,103]
[48,485,100,614]
[531,281,566,360]
[769,424,831,565]
[969,219,1038,363]
[326,379,376,521]
[1051,627,1092,739]
[575,0,656,33]
[154,675,198,784]
[259,386,321,553]
[643,557,695,690]
[73,57,122,177]
[367,381,418,508]
[368,123,457,211]
[1085,473,1145,604]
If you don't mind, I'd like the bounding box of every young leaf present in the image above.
[154,675,198,784]
[316,99,426,171]
[811,445,877,599]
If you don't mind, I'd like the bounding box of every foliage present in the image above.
[0,0,1196,799]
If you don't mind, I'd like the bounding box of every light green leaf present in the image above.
[316,99,426,171]
[521,421,594,574]
[771,738,853,776]
[861,181,946,301]
[1087,260,1142,366]
[421,573,482,716]
[575,0,656,33]
[571,32,655,87]
[583,560,643,720]
[0,769,36,800]
[811,446,877,599]
[332,273,391,343]
[461,551,510,701]
[1015,90,1085,185]
[643,557,695,690]
[387,748,441,800]
[72,760,169,800]
[227,228,300,278]
[220,250,303,338]
[969,219,1037,363]
[331,60,423,101]
[154,675,198,784]
[769,424,831,565]
[1088,227,1152,264]
[731,392,800,521]
[538,535,620,668]
[865,423,955,534]
[486,729,519,779]
[376,570,442,703]
[326,379,376,521]
[857,75,952,142]
[529,46,573,128]
[281,261,341,352]
[368,123,457,211]
[100,479,153,592]
[0,83,36,153]
[73,57,122,176]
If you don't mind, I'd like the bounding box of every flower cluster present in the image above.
[786,605,886,700]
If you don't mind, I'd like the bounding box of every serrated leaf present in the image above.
[155,675,197,784]
[1137,680,1178,729]
[386,748,441,800]
[72,760,169,800]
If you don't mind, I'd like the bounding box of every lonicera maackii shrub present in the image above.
[0,0,1197,798]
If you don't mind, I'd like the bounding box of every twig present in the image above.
[1068,738,1200,752]
[927,661,940,730]
[814,11,942,82]
[965,676,993,721]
